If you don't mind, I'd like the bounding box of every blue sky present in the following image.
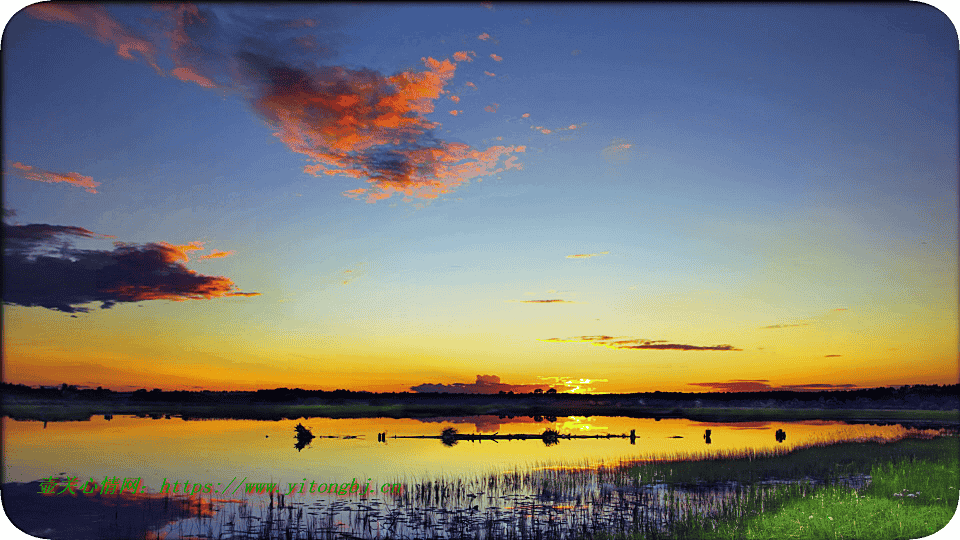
[2,3,957,393]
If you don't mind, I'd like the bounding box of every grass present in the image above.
[683,458,959,540]
[646,436,960,540]
[610,427,954,487]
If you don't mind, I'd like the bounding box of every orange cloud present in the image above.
[157,241,205,262]
[196,249,234,260]
[760,322,809,329]
[478,33,491,40]
[29,4,526,203]
[689,380,859,392]
[449,95,460,103]
[8,162,101,193]
[452,51,476,62]
[490,53,502,62]
[522,113,530,118]
[465,82,478,90]
[161,4,220,88]
[25,4,162,74]
[484,71,496,77]
[450,110,461,115]
[244,55,526,202]
[484,103,499,113]
[566,251,609,259]
[541,335,741,351]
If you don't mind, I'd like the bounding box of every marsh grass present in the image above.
[681,458,959,540]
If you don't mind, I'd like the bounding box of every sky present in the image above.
[2,3,957,394]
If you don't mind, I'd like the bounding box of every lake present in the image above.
[0,415,938,539]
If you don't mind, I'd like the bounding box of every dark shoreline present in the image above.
[3,382,957,425]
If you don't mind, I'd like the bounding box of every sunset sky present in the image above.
[2,3,957,394]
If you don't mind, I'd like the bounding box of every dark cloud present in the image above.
[3,223,259,313]
[824,354,842,358]
[760,323,808,329]
[689,380,859,392]
[541,335,741,351]
[411,374,553,394]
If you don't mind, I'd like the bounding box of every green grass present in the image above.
[613,434,956,487]
[667,437,960,540]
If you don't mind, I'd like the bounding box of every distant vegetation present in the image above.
[2,382,956,424]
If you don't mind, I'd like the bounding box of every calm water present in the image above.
[1,415,915,488]
[0,416,930,539]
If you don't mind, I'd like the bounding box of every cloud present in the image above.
[7,162,101,193]
[3,223,259,313]
[478,33,491,40]
[484,71,496,77]
[541,335,741,351]
[411,374,552,394]
[518,299,575,303]
[760,322,809,329]
[452,51,475,62]
[824,354,842,358]
[196,249,235,260]
[490,53,502,62]
[760,308,849,330]
[601,139,634,164]
[566,251,609,259]
[689,380,858,392]
[484,103,499,113]
[25,3,162,74]
[26,4,525,203]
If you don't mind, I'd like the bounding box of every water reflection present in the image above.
[1,417,949,540]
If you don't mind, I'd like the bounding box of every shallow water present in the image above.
[0,416,926,539]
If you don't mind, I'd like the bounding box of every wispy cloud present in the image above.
[760,308,850,330]
[518,299,575,304]
[7,162,101,193]
[452,51,475,62]
[824,354,842,358]
[541,335,741,351]
[25,3,161,74]
[478,33,491,40]
[411,374,551,394]
[566,251,609,259]
[196,249,235,260]
[601,139,634,165]
[689,380,858,392]
[3,223,258,313]
[490,53,502,62]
